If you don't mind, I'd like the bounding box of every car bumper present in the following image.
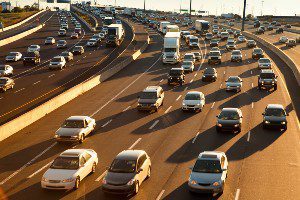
[163,59,179,64]
[41,180,75,190]
[137,105,156,111]
[252,55,263,59]
[102,184,135,195]
[216,125,240,132]
[231,58,242,62]
[263,122,286,129]
[182,105,202,111]
[188,183,223,194]
[49,64,63,69]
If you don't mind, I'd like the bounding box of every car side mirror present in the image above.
[216,115,219,118]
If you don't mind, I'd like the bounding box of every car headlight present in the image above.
[272,81,275,84]
[217,123,222,127]
[196,104,201,106]
[234,124,239,127]
[190,180,197,185]
[127,179,135,186]
[213,181,220,186]
[264,121,270,124]
[261,81,264,84]
[281,121,286,124]
[202,75,206,77]
[62,178,74,183]
[42,177,49,182]
[182,103,186,106]
[54,134,59,138]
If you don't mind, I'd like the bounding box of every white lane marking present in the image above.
[194,73,198,77]
[149,120,159,130]
[122,106,131,112]
[33,81,41,85]
[101,119,112,128]
[156,190,165,200]
[27,161,52,179]
[159,79,163,83]
[184,86,188,91]
[224,71,226,75]
[211,102,215,109]
[235,189,241,200]
[0,97,3,100]
[247,131,251,142]
[220,83,222,89]
[251,70,253,75]
[164,106,172,114]
[89,52,92,55]
[14,88,25,93]
[90,54,163,117]
[48,74,55,78]
[0,142,56,185]
[251,102,254,108]
[190,79,194,83]
[95,170,107,182]
[176,95,182,101]
[251,82,254,88]
[128,138,142,150]
[192,132,200,143]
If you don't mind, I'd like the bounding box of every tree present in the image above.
[24,5,31,12]
[12,7,23,13]
[234,14,241,19]
[246,14,254,19]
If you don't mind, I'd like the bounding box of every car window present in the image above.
[80,156,86,166]
[221,156,225,168]
[83,152,92,162]
[137,154,147,169]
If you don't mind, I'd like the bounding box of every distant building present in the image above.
[1,2,13,12]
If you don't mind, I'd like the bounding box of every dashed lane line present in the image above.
[149,120,160,130]
[247,131,251,142]
[14,88,25,94]
[211,102,215,109]
[33,81,41,85]
[48,74,55,78]
[192,132,200,143]
[176,95,182,101]
[164,106,172,114]
[128,138,142,150]
[156,190,165,200]
[235,189,241,200]
[101,119,112,128]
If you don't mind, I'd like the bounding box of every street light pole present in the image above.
[241,0,247,31]
[189,0,192,17]
[144,0,146,12]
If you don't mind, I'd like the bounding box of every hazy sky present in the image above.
[5,0,300,16]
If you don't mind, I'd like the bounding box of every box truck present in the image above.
[159,21,171,34]
[163,32,181,64]
[106,24,124,47]
[195,20,210,35]
[166,25,180,33]
[103,17,114,27]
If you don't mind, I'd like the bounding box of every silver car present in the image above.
[225,76,243,92]
[258,58,272,69]
[188,151,228,194]
[181,61,194,72]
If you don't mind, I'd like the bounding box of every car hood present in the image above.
[190,172,222,183]
[264,116,286,122]
[183,100,201,105]
[105,171,135,185]
[218,119,240,125]
[56,128,83,136]
[138,99,157,104]
[43,168,77,180]
[226,82,241,87]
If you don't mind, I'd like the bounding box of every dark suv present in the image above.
[168,68,185,85]
[23,51,40,65]
[202,67,217,82]
[262,104,288,130]
[258,69,278,90]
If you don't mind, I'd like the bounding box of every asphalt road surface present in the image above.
[0,18,299,200]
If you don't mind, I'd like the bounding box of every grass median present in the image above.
[0,11,38,27]
[75,11,94,27]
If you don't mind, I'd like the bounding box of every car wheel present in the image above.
[237,127,242,133]
[91,162,96,173]
[147,166,151,179]
[283,125,287,131]
[274,85,277,91]
[79,134,84,143]
[134,181,139,194]
[74,177,80,190]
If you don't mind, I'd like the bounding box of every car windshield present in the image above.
[211,40,218,43]
[232,51,241,55]
[58,41,65,44]
[170,70,182,76]
[30,45,38,48]
[61,52,69,56]
[209,51,220,56]
[0,79,7,84]
[8,52,18,56]
[190,39,198,43]
[260,73,275,79]
[74,47,82,51]
[185,93,200,100]
[206,34,212,37]
[219,110,240,120]
[90,39,97,42]
[62,120,84,128]
[193,159,222,173]
[184,55,193,59]
[265,108,285,117]
[193,52,200,56]
[50,157,79,170]
[254,49,262,53]
[227,77,240,82]
[259,59,270,63]
[182,61,192,66]
[164,48,176,52]
[221,33,228,36]
[52,58,62,62]
[248,40,255,43]
[227,42,234,45]
[140,92,157,99]
[46,37,53,40]
[204,68,215,74]
[109,159,136,173]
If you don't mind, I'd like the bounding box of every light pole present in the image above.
[190,0,192,17]
[180,0,182,14]
[261,0,264,16]
[241,0,247,31]
[144,0,146,12]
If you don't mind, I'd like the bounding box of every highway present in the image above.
[0,15,299,200]
[0,10,134,124]
[0,10,51,41]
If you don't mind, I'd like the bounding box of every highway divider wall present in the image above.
[0,24,45,47]
[0,10,46,33]
[0,28,150,142]
[71,5,97,32]
[220,24,300,86]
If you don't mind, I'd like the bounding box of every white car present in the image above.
[181,61,194,72]
[58,29,67,36]
[258,58,272,69]
[41,149,98,190]
[279,36,288,43]
[45,37,56,45]
[87,38,98,47]
[5,52,22,62]
[49,56,66,70]
[27,45,41,52]
[0,65,13,76]
[182,91,205,112]
[230,50,243,62]
[183,53,196,64]
[237,35,246,42]
[54,116,96,143]
[225,76,243,92]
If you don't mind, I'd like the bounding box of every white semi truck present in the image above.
[159,21,171,35]
[163,32,181,64]
[195,20,210,35]
[106,24,124,47]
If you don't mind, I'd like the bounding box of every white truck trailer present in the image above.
[163,32,181,64]
[159,21,171,35]
[106,24,124,47]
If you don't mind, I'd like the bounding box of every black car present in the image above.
[276,28,284,34]
[23,51,40,65]
[262,104,288,130]
[202,67,217,82]
[168,68,185,85]
[72,46,84,55]
[216,108,243,133]
[252,48,264,59]
[258,69,278,91]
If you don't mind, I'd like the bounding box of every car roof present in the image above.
[266,104,284,109]
[144,86,161,92]
[66,116,89,121]
[116,150,146,160]
[186,91,202,95]
[198,151,225,160]
[221,108,240,112]
[261,69,274,73]
[184,53,194,56]
[60,149,87,157]
[171,68,183,71]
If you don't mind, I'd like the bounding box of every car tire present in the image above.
[216,127,221,133]
[134,181,139,194]
[91,162,96,174]
[274,85,277,91]
[237,127,242,133]
[74,177,80,190]
[283,125,287,131]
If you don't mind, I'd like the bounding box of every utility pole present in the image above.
[261,0,264,16]
[242,0,247,31]
[144,0,146,12]
[189,0,192,17]
[179,0,182,14]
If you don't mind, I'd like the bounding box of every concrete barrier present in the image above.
[0,24,44,47]
[220,24,300,86]
[0,35,150,142]
[71,6,97,32]
[0,10,46,33]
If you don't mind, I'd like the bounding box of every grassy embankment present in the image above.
[75,11,94,27]
[0,11,38,27]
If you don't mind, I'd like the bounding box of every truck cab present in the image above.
[106,24,124,47]
[163,32,181,64]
